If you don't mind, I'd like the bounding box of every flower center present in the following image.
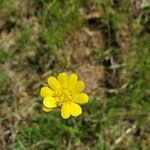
[54,90,71,106]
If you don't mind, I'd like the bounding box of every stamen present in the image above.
[54,90,72,106]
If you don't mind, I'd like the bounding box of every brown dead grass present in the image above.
[60,27,106,93]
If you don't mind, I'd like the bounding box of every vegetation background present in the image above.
[0,0,150,149]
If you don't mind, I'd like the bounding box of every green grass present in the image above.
[0,68,9,94]
[13,100,99,149]
[0,0,150,150]
[0,48,11,62]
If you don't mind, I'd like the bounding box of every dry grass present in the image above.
[0,0,150,149]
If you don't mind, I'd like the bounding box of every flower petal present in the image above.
[68,74,77,90]
[61,102,71,119]
[72,93,89,104]
[70,102,82,117]
[40,87,54,98]
[42,106,52,112]
[58,72,68,89]
[47,76,61,91]
[71,81,85,94]
[43,97,57,108]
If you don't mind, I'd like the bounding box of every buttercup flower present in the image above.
[40,73,89,119]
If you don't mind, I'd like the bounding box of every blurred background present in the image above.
[0,0,150,149]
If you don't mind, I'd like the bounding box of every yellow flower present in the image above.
[40,73,89,119]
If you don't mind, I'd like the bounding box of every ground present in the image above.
[0,0,150,150]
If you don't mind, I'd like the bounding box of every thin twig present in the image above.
[28,140,53,150]
[0,100,36,123]
[111,124,137,150]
